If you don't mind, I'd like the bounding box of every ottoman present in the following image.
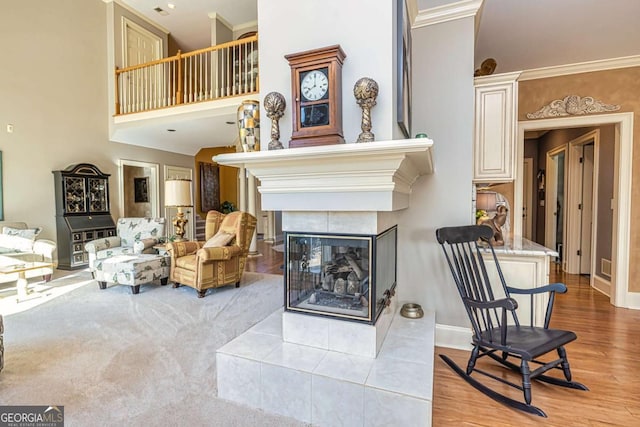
[96,254,170,294]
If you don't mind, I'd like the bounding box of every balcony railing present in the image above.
[115,35,259,115]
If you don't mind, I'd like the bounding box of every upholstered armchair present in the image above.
[167,210,257,298]
[85,217,165,277]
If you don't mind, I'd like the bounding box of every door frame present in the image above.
[121,17,163,67]
[544,145,567,264]
[515,112,634,308]
[522,157,534,240]
[565,130,599,280]
[118,159,160,218]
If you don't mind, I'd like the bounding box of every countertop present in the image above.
[488,236,559,257]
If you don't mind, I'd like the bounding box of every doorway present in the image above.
[565,131,598,278]
[522,158,534,240]
[544,146,566,266]
[119,160,160,219]
[516,112,633,308]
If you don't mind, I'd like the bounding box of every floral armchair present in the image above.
[85,217,165,276]
[167,211,257,298]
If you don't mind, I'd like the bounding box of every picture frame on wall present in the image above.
[199,162,220,212]
[397,0,412,138]
[134,177,149,203]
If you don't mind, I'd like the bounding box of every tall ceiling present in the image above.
[473,0,640,73]
[118,0,258,51]
[121,0,640,72]
[115,0,640,154]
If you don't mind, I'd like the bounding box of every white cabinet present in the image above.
[483,253,551,327]
[473,72,521,182]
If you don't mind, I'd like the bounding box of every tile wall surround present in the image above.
[217,305,435,426]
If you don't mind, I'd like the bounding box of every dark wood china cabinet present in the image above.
[53,163,116,270]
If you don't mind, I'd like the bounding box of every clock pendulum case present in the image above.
[285,45,346,148]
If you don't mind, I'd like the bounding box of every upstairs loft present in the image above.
[111,35,259,155]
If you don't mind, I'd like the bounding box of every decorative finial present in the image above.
[263,92,286,150]
[353,77,378,143]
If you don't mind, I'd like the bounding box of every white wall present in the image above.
[258,0,399,145]
[0,0,193,241]
[258,1,476,328]
[402,17,475,326]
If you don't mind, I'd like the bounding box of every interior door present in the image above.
[123,18,163,111]
[522,158,534,240]
[164,165,194,241]
[545,147,566,265]
[579,144,594,274]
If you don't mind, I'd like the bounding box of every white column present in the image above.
[238,166,247,212]
[247,172,259,255]
[265,210,275,243]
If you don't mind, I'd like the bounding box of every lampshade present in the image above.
[165,179,193,207]
[476,192,497,212]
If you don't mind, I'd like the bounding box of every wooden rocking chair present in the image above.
[435,225,588,417]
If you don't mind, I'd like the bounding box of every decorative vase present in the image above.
[263,91,286,150]
[237,100,260,152]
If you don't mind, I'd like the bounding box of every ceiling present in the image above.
[115,0,640,155]
[119,0,258,52]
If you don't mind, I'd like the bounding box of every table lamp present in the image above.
[165,179,193,241]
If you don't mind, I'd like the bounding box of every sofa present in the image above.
[84,217,165,277]
[0,221,57,284]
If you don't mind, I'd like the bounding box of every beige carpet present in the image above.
[0,270,307,427]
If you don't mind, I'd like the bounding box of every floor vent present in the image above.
[601,258,612,278]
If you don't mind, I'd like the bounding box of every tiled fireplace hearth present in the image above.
[214,138,435,426]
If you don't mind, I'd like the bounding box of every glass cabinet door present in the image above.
[63,177,86,213]
[88,177,108,212]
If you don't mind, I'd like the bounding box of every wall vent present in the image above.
[153,7,169,16]
[601,258,612,278]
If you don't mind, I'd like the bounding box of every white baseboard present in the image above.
[435,323,471,350]
[625,291,640,310]
[592,275,611,298]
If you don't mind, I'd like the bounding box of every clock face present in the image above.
[300,68,329,101]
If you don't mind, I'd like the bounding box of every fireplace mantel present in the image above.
[213,138,434,211]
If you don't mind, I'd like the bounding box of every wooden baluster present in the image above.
[176,50,183,105]
[114,68,121,115]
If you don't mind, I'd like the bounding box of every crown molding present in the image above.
[519,55,640,81]
[413,0,483,29]
[406,0,418,27]
[208,12,233,31]
[234,20,258,33]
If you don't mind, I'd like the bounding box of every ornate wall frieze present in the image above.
[526,95,621,119]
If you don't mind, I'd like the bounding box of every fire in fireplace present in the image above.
[285,226,397,324]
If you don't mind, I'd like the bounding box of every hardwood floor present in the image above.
[244,238,284,275]
[433,265,640,426]
[247,244,640,425]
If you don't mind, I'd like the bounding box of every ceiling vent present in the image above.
[153,7,169,16]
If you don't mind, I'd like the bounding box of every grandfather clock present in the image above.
[285,45,346,148]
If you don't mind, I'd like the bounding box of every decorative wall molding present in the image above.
[413,0,483,29]
[526,95,621,119]
[519,55,640,81]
